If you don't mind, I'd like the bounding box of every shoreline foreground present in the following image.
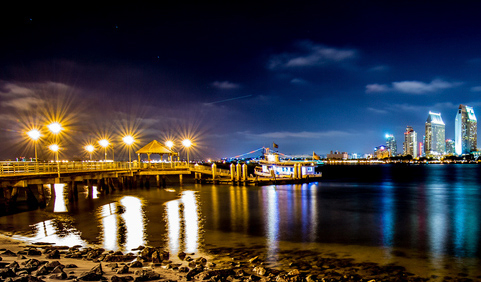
[0,234,478,282]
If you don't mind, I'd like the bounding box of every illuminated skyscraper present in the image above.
[446,139,455,155]
[385,134,397,156]
[455,104,477,155]
[403,126,417,158]
[425,111,445,157]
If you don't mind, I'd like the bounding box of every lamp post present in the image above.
[123,135,134,170]
[47,122,62,141]
[49,144,60,178]
[98,139,109,161]
[182,139,192,166]
[165,140,174,164]
[85,145,95,161]
[27,129,41,163]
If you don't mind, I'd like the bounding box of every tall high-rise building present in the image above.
[403,126,417,158]
[385,134,397,156]
[455,104,477,155]
[446,139,455,155]
[425,111,446,157]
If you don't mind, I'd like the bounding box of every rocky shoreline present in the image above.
[0,240,478,282]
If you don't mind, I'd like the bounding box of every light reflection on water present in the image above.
[96,196,146,252]
[165,190,202,254]
[13,219,87,247]
[264,186,279,259]
[100,203,118,251]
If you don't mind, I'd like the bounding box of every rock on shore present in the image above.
[0,239,478,282]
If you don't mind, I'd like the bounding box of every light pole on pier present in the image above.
[98,139,109,161]
[49,144,60,178]
[27,129,41,163]
[182,139,192,166]
[123,135,135,170]
[85,144,95,161]
[166,140,174,164]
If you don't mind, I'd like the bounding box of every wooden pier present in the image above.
[0,161,321,214]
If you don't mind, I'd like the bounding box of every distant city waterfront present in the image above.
[1,164,481,278]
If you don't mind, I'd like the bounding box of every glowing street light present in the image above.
[165,140,174,149]
[182,139,192,165]
[27,129,41,163]
[47,122,62,135]
[98,139,110,161]
[49,144,59,160]
[49,144,60,177]
[166,140,174,163]
[85,144,95,161]
[123,135,135,170]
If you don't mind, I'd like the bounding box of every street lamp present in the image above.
[123,135,134,170]
[85,145,95,161]
[182,139,192,165]
[47,122,62,137]
[98,139,109,161]
[27,129,41,163]
[166,140,174,163]
[49,144,60,177]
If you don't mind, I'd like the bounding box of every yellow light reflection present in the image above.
[165,191,201,255]
[166,200,181,254]
[12,219,87,248]
[92,186,99,199]
[120,196,146,252]
[100,203,119,251]
[53,184,68,213]
[182,191,199,254]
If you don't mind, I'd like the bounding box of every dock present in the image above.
[0,161,321,214]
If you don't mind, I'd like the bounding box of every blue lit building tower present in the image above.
[425,111,445,157]
[455,105,477,155]
[385,134,397,156]
[403,126,417,158]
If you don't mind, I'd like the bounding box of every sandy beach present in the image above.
[3,233,477,282]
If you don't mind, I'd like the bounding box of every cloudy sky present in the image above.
[2,2,481,160]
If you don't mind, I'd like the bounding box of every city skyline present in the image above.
[2,2,481,160]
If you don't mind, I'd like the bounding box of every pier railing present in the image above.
[0,161,193,175]
[0,161,233,178]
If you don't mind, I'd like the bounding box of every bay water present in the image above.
[1,164,481,278]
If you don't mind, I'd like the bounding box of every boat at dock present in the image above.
[254,149,321,179]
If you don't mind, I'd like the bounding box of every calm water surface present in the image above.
[1,164,481,277]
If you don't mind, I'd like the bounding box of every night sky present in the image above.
[2,2,481,161]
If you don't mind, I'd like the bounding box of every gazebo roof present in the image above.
[136,140,173,155]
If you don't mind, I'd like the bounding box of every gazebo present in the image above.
[136,140,176,163]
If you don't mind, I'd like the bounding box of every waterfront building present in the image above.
[374,145,390,159]
[385,134,397,156]
[455,104,477,155]
[425,111,446,157]
[326,151,348,160]
[446,139,455,155]
[403,126,417,158]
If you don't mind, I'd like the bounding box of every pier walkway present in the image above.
[0,161,320,214]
